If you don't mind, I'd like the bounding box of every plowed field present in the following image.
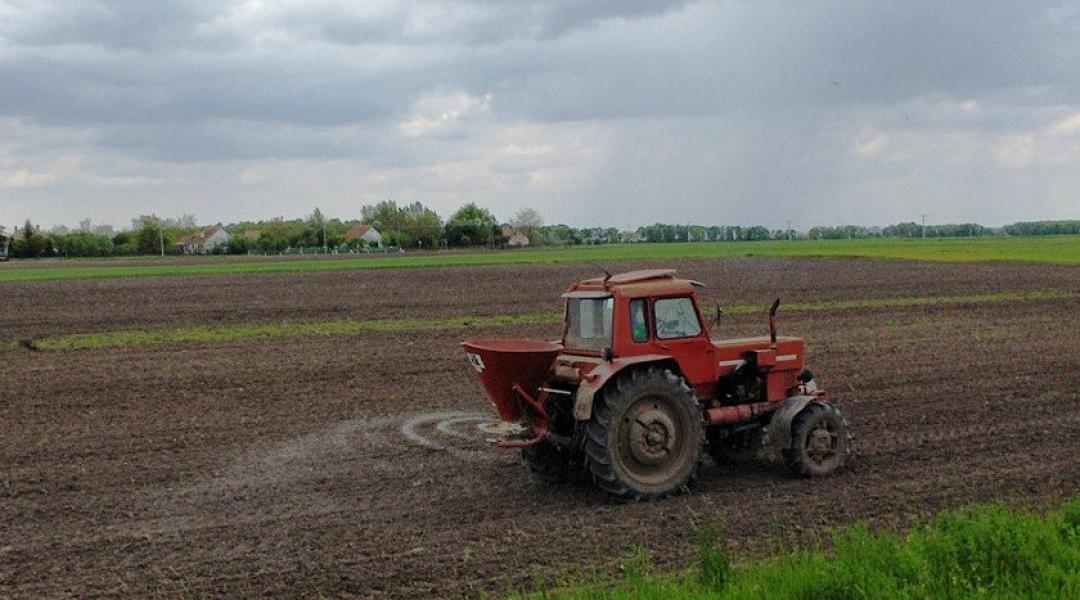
[2,257,1078,598]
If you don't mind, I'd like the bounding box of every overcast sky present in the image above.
[1,0,1079,230]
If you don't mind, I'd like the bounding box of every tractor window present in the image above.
[565,297,613,351]
[629,299,649,342]
[654,297,702,339]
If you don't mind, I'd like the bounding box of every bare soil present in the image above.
[1,258,1078,598]
[2,257,1077,339]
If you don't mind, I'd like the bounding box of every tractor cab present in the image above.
[559,270,718,396]
[561,269,705,354]
[559,270,806,400]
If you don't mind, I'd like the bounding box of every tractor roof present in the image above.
[580,269,675,285]
[571,269,702,299]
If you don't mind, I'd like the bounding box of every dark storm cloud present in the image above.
[1,0,1079,227]
[488,1,1080,121]
[0,0,699,134]
[1,1,226,50]
[4,1,1076,132]
[249,0,695,46]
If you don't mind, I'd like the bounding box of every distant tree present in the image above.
[742,225,771,241]
[512,208,544,243]
[539,224,582,245]
[11,219,51,258]
[1004,220,1080,236]
[132,215,167,255]
[382,230,410,248]
[92,223,115,238]
[172,213,198,229]
[112,231,133,252]
[307,207,329,249]
[358,199,447,248]
[257,218,292,253]
[52,231,114,257]
[446,203,498,248]
[361,200,406,233]
[403,201,446,249]
[225,236,252,255]
[881,222,922,238]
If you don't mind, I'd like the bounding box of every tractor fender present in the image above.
[766,395,823,450]
[572,355,678,421]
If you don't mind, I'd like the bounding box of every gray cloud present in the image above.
[1,0,1078,229]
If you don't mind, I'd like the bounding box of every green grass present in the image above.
[25,312,562,350]
[1,236,1078,283]
[18,289,1077,351]
[514,497,1080,600]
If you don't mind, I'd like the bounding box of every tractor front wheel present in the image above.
[782,403,851,477]
[584,367,704,500]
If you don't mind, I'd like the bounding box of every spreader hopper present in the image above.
[461,339,561,422]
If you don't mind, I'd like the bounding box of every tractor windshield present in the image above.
[564,297,614,351]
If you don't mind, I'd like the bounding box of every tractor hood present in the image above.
[461,339,562,422]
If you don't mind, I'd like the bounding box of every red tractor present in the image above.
[462,269,852,500]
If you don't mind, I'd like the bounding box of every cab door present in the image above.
[649,296,716,395]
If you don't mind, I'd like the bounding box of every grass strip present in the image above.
[27,312,562,351]
[514,497,1080,600]
[730,288,1078,314]
[17,289,1077,351]
[1,236,1079,284]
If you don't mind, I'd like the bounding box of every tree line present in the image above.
[805,220,1080,240]
[0,202,542,259]
[1,208,1078,259]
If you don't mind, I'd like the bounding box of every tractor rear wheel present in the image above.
[783,403,851,477]
[521,440,579,483]
[584,367,704,501]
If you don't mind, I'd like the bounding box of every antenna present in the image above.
[587,261,613,282]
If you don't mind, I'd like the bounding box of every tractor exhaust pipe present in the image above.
[768,298,780,346]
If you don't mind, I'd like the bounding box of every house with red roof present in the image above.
[344,223,382,247]
[176,225,231,254]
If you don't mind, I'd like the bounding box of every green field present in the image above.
[516,497,1080,600]
[1,236,1078,283]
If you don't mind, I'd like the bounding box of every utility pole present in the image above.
[786,219,793,240]
[921,214,927,239]
[159,221,165,256]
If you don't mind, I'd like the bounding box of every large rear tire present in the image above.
[584,367,704,500]
[782,403,851,477]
